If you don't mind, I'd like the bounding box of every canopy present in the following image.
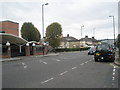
[0,33,28,45]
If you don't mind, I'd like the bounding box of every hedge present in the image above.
[56,47,90,52]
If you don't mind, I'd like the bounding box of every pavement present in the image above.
[0,53,60,62]
[114,51,120,66]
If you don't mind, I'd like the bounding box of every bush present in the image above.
[56,47,90,52]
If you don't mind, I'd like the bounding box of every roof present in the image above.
[0,20,19,24]
[80,37,97,42]
[0,33,28,45]
[62,36,79,42]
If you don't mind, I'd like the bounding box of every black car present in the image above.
[94,44,115,62]
[88,46,96,55]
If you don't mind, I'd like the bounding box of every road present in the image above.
[2,51,120,88]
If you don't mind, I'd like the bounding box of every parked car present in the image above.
[88,46,96,55]
[94,43,115,62]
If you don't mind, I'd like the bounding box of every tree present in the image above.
[46,22,62,49]
[21,22,41,42]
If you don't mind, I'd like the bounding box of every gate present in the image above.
[11,44,26,57]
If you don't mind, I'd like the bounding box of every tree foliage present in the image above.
[21,22,41,42]
[46,22,62,48]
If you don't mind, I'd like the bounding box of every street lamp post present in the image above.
[81,25,84,39]
[109,15,115,46]
[93,28,95,38]
[42,3,48,38]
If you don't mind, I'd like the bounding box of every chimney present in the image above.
[92,37,94,39]
[67,34,69,37]
[85,36,88,38]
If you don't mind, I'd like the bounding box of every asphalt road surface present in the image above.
[2,51,120,88]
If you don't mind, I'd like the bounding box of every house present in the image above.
[80,36,98,47]
[0,20,19,36]
[60,34,80,48]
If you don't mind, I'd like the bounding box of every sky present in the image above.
[0,0,119,40]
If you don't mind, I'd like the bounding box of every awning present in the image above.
[0,33,28,45]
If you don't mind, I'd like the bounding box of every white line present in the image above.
[24,66,27,68]
[113,69,116,72]
[80,63,84,65]
[112,77,115,80]
[113,66,116,69]
[89,60,92,61]
[40,60,47,64]
[60,71,68,75]
[43,62,47,64]
[55,59,60,62]
[41,77,54,84]
[72,67,77,70]
[85,61,88,63]
[22,62,25,65]
[113,72,115,76]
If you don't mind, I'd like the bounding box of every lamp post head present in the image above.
[81,25,84,28]
[26,43,29,46]
[6,41,10,46]
[32,43,36,47]
[45,3,48,5]
[109,15,114,18]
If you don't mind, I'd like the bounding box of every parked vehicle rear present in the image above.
[94,43,115,62]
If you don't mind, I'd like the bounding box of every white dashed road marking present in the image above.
[85,61,88,63]
[113,66,116,69]
[41,77,54,84]
[80,63,84,66]
[112,77,115,80]
[22,62,25,65]
[24,66,27,68]
[60,71,68,75]
[89,60,92,61]
[113,72,115,76]
[22,62,27,68]
[40,60,47,64]
[72,67,77,70]
[54,59,61,62]
[113,69,116,72]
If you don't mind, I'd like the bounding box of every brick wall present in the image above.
[0,21,19,36]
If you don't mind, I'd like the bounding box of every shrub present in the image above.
[56,47,90,52]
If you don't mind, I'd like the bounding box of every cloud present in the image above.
[1,0,118,39]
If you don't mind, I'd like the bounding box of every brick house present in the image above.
[0,20,19,36]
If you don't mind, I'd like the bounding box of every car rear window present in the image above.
[96,44,110,51]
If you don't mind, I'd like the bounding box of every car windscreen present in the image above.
[89,47,95,51]
[96,44,110,51]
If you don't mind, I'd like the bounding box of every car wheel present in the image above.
[111,58,115,62]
